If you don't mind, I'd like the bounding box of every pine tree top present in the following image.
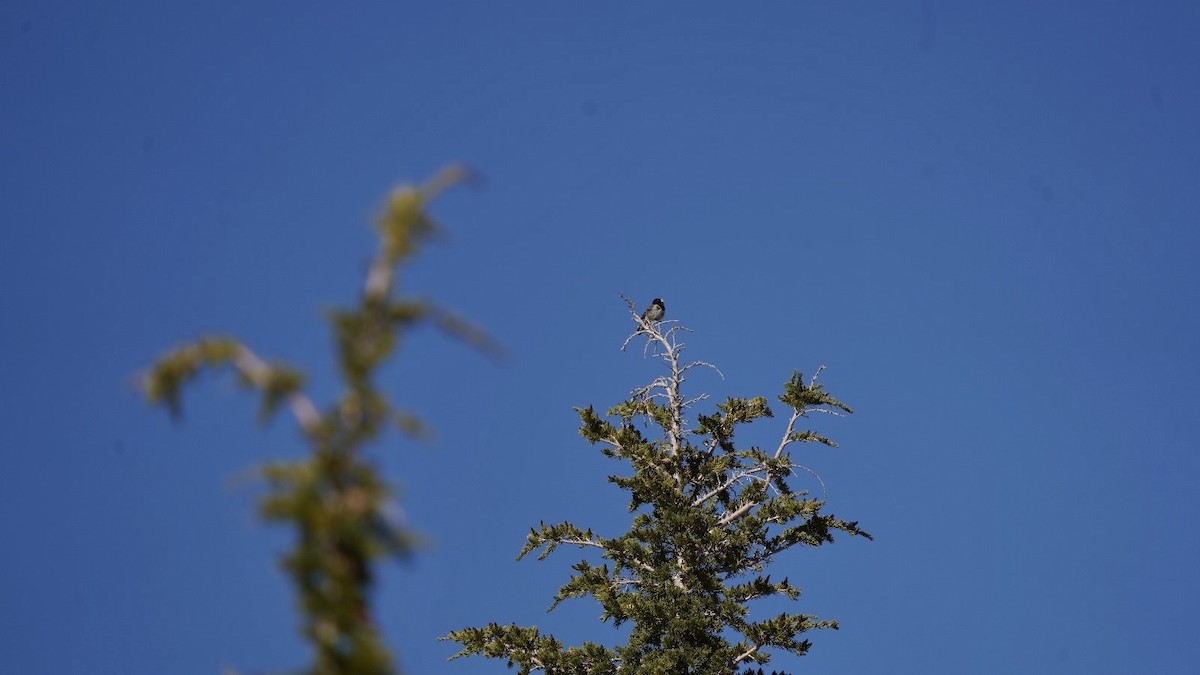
[444,298,871,674]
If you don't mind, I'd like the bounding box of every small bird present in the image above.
[637,298,665,332]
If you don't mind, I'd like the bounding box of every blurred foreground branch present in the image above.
[142,166,498,675]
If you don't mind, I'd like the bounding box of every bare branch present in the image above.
[791,462,829,500]
[773,408,804,459]
[680,359,725,381]
[809,364,827,386]
[559,537,606,551]
[801,407,850,417]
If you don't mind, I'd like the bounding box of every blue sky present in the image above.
[3,2,1199,673]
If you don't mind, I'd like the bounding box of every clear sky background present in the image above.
[3,2,1199,673]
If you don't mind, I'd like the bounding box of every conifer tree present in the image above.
[444,298,871,674]
[141,166,497,675]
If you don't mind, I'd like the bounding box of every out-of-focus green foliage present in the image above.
[143,166,496,675]
[444,307,870,674]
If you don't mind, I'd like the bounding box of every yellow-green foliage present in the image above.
[143,167,495,675]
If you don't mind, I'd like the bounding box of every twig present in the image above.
[791,462,829,500]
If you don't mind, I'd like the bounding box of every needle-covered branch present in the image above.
[520,522,607,561]
[442,624,619,675]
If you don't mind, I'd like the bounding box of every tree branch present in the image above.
[232,344,322,434]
